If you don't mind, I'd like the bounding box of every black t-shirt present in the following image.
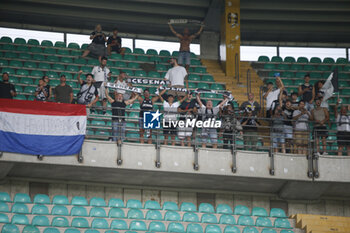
[282,105,294,126]
[0,82,15,99]
[301,84,313,102]
[35,85,50,101]
[91,31,106,45]
[107,36,122,48]
[140,98,153,117]
[112,101,126,122]
[179,99,197,120]
[241,117,260,131]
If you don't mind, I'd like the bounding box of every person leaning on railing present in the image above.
[271,105,286,153]
[293,100,311,155]
[335,99,350,156]
[221,103,243,149]
[241,107,261,151]
[311,97,329,155]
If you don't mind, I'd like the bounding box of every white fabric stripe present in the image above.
[0,112,86,136]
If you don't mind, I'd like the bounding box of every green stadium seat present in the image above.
[271,56,283,62]
[145,210,162,220]
[146,49,158,55]
[341,89,350,96]
[108,198,124,208]
[180,202,197,212]
[68,42,80,49]
[263,64,275,69]
[14,86,23,93]
[111,219,128,230]
[323,57,335,63]
[127,208,144,219]
[71,217,89,228]
[14,193,31,203]
[156,64,167,71]
[339,73,350,80]
[51,217,69,227]
[23,226,40,233]
[199,203,215,213]
[137,55,149,62]
[13,38,25,44]
[66,65,79,72]
[0,59,8,66]
[14,95,26,100]
[4,52,17,59]
[32,216,50,226]
[161,201,178,211]
[124,54,135,61]
[30,47,42,53]
[238,216,254,226]
[64,229,80,233]
[41,40,53,47]
[281,72,294,78]
[280,230,294,233]
[297,57,308,63]
[159,50,171,56]
[342,66,350,72]
[188,74,200,81]
[16,69,29,76]
[123,47,132,53]
[1,36,12,43]
[295,72,307,79]
[81,43,89,50]
[317,65,331,71]
[255,217,272,227]
[216,204,233,214]
[242,227,258,233]
[23,86,36,94]
[211,83,224,90]
[310,72,322,78]
[133,70,146,77]
[27,95,35,101]
[1,224,19,233]
[28,39,39,45]
[90,207,107,217]
[3,44,15,51]
[128,62,139,69]
[89,197,106,207]
[186,223,203,233]
[195,67,206,73]
[322,72,332,79]
[71,196,88,206]
[2,68,15,75]
[270,208,286,218]
[31,204,49,215]
[30,70,43,78]
[191,60,201,66]
[0,202,9,212]
[92,218,109,229]
[304,65,315,71]
[61,57,73,63]
[38,63,51,69]
[52,64,65,71]
[116,61,127,68]
[251,207,268,217]
[274,218,292,228]
[87,60,99,66]
[201,214,218,224]
[283,56,296,63]
[164,211,181,221]
[54,41,66,48]
[205,225,221,233]
[149,221,166,232]
[46,55,59,62]
[74,58,87,65]
[224,226,240,233]
[33,54,45,61]
[9,60,22,68]
[71,206,88,216]
[57,49,70,56]
[85,230,99,233]
[258,56,269,62]
[43,48,56,54]
[51,205,69,215]
[183,213,199,222]
[148,71,161,78]
[126,199,142,209]
[276,64,289,70]
[108,54,121,60]
[261,229,277,233]
[108,208,125,218]
[130,220,147,231]
[18,53,31,60]
[338,81,348,87]
[310,57,322,63]
[336,58,348,64]
[144,200,161,210]
[172,51,179,57]
[133,48,145,54]
[219,215,236,225]
[168,222,185,233]
[16,45,29,52]
[0,213,9,223]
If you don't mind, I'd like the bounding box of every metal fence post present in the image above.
[231,131,237,173]
[193,130,199,171]
[269,123,275,175]
[155,129,161,168]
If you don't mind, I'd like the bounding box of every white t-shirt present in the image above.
[293,109,310,131]
[163,101,180,121]
[265,89,280,110]
[337,114,350,132]
[165,66,187,86]
[91,66,110,82]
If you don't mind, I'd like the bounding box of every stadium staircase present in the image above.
[293,214,350,233]
[0,192,303,233]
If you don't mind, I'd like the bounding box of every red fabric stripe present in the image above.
[0,99,86,116]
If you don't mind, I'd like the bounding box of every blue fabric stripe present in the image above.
[0,130,84,156]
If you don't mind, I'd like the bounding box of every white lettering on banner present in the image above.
[162,118,222,128]
[0,112,86,136]
[127,78,169,86]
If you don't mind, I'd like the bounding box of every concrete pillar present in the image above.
[10,180,29,200]
[0,180,11,194]
[142,189,161,204]
[325,200,344,216]
[233,194,252,210]
[306,201,326,215]
[179,192,197,206]
[160,191,178,206]
[200,31,219,60]
[67,184,86,201]
[87,185,105,200]
[48,183,68,197]
[215,193,234,209]
[124,188,141,201]
[288,203,307,216]
[105,186,123,203]
[252,196,270,211]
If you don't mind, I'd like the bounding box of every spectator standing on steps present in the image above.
[82,24,108,63]
[298,74,315,111]
[164,58,188,100]
[293,100,311,155]
[54,74,73,104]
[240,93,261,116]
[0,73,16,99]
[76,71,99,108]
[263,73,284,118]
[335,99,350,156]
[311,97,329,155]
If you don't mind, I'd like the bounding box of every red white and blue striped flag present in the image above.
[0,99,86,155]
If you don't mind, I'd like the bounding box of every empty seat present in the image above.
[28,39,39,45]
[234,205,250,216]
[159,50,171,56]
[183,212,199,222]
[271,56,283,62]
[261,229,277,233]
[198,203,215,213]
[43,48,55,54]
[242,227,258,233]
[64,229,80,233]
[1,224,19,233]
[269,208,286,218]
[224,226,240,233]
[145,210,162,220]
[310,57,322,63]
[258,56,269,62]
[85,230,99,233]
[280,230,294,233]
[255,217,272,227]
[31,204,49,215]
[144,200,161,209]
[148,71,161,78]
[274,218,292,228]
[110,219,128,230]
[90,207,107,217]
[238,216,254,226]
[186,223,203,233]
[9,60,22,68]
[90,197,106,207]
[251,207,268,217]
[126,199,142,209]
[71,206,88,216]
[0,213,9,223]
[129,220,147,231]
[164,211,181,221]
[32,216,50,226]
[22,226,40,233]
[71,196,88,206]
[14,193,31,203]
[205,225,221,233]
[92,218,109,229]
[109,208,125,218]
[12,203,29,214]
[284,57,296,63]
[0,202,9,212]
[1,36,13,43]
[168,222,185,233]
[219,215,236,225]
[23,86,36,94]
[51,217,69,227]
[51,205,68,215]
[297,57,308,63]
[216,204,233,214]
[180,202,197,212]
[146,49,158,55]
[127,208,144,219]
[201,214,218,224]
[71,217,89,228]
